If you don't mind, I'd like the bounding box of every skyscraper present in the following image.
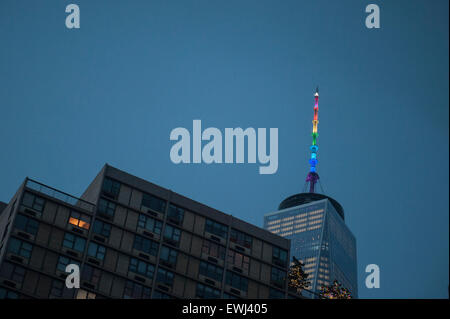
[264,89,358,298]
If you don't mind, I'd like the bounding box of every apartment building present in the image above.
[0,164,293,299]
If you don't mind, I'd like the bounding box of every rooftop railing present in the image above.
[25,179,95,213]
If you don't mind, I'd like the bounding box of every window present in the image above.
[138,214,162,235]
[82,264,102,286]
[7,238,33,259]
[230,229,252,248]
[102,178,121,198]
[68,211,91,230]
[123,280,151,299]
[56,256,80,273]
[76,289,96,299]
[168,204,184,225]
[271,267,286,289]
[50,280,64,298]
[97,198,116,217]
[272,246,288,267]
[22,192,45,212]
[156,268,174,287]
[14,214,39,235]
[141,193,166,214]
[153,291,172,299]
[0,287,19,299]
[269,288,285,299]
[201,240,226,260]
[196,283,220,298]
[133,235,158,256]
[159,246,177,267]
[226,271,248,292]
[223,292,239,299]
[62,233,86,253]
[205,219,228,239]
[199,261,223,282]
[93,220,111,238]
[163,225,181,246]
[128,258,155,280]
[227,250,250,272]
[0,262,26,284]
[87,242,106,260]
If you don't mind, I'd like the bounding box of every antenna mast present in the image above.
[306,87,320,193]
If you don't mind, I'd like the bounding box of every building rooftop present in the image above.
[101,164,289,248]
[278,192,345,221]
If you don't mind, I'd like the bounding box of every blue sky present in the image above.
[0,0,448,298]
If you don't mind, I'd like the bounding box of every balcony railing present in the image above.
[25,179,95,213]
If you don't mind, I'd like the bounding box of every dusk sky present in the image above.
[0,0,448,298]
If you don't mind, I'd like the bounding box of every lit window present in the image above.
[68,211,91,230]
[76,289,96,299]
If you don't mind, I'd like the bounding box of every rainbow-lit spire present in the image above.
[306,87,320,193]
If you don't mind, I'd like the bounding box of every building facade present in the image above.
[264,193,357,298]
[0,164,292,299]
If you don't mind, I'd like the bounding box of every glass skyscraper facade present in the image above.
[264,194,357,298]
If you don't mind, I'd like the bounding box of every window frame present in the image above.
[205,219,228,239]
[62,233,86,253]
[133,235,158,256]
[68,211,91,230]
[22,192,45,212]
[199,261,224,282]
[93,220,112,238]
[138,214,162,235]
[87,242,106,260]
[14,214,39,236]
[128,257,155,280]
[7,238,33,259]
